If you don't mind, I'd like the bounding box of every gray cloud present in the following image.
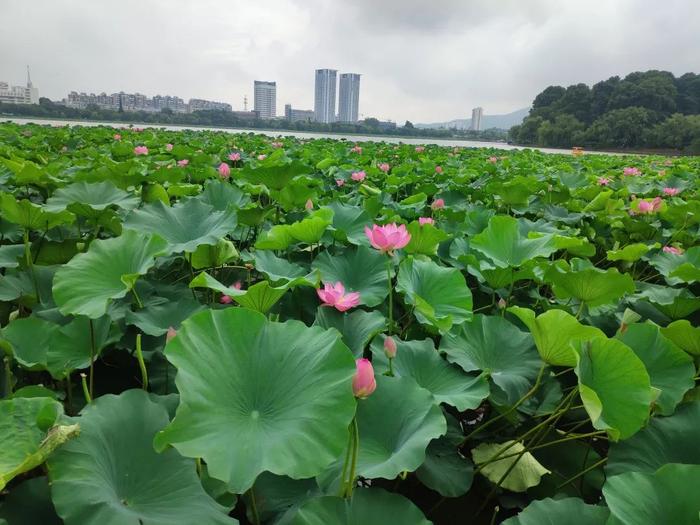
[1,0,699,123]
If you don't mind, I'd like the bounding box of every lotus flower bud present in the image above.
[497,298,507,309]
[352,358,377,399]
[166,326,177,342]
[384,336,397,359]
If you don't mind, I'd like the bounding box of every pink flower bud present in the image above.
[177,159,189,167]
[352,358,376,399]
[383,336,397,359]
[336,179,345,187]
[218,162,231,179]
[418,217,434,226]
[431,198,445,210]
[166,326,177,342]
[220,295,233,304]
[305,199,313,210]
[166,143,173,151]
[113,133,121,141]
[257,154,267,161]
[497,298,507,309]
[435,165,443,174]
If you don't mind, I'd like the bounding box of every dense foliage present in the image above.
[0,121,699,524]
[0,99,508,142]
[510,70,700,152]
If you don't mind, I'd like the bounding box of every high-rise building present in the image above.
[338,73,361,123]
[254,81,276,119]
[471,107,483,131]
[314,69,337,123]
[0,67,39,105]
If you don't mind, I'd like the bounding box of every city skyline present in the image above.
[338,73,361,123]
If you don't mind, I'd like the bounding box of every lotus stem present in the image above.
[386,257,394,334]
[344,416,360,498]
[135,333,148,391]
[23,229,39,299]
[3,356,12,396]
[556,457,607,490]
[88,319,96,399]
[80,373,92,403]
[249,487,261,525]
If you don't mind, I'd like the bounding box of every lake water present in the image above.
[1,116,626,156]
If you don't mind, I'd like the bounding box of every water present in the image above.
[1,116,626,156]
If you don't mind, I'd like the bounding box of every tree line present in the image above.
[0,99,508,143]
[509,70,700,153]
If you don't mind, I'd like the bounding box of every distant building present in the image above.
[338,73,360,123]
[232,110,259,120]
[254,81,276,119]
[314,69,337,123]
[471,107,483,131]
[0,67,39,105]
[284,104,315,123]
[188,98,232,112]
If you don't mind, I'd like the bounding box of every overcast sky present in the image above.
[2,0,699,123]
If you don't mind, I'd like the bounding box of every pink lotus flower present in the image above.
[271,141,283,148]
[166,326,177,342]
[415,146,425,153]
[378,162,390,173]
[177,159,189,167]
[598,177,611,186]
[317,282,361,312]
[351,171,366,182]
[663,187,679,196]
[134,146,149,155]
[350,145,362,154]
[663,246,683,255]
[431,198,445,210]
[166,143,173,151]
[220,295,233,304]
[305,199,313,210]
[364,223,411,253]
[637,197,663,214]
[435,165,443,174]
[134,127,144,132]
[257,154,267,161]
[352,358,376,398]
[383,337,397,359]
[418,217,434,226]
[228,152,241,161]
[623,167,641,176]
[336,179,345,187]
[113,133,121,141]
[233,281,242,290]
[218,162,231,179]
[488,156,498,163]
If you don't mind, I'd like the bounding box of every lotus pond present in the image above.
[0,121,699,524]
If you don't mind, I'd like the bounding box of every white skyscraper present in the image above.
[338,73,361,123]
[254,81,276,119]
[314,69,337,123]
[471,107,483,131]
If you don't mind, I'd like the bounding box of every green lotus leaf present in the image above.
[125,298,205,336]
[552,235,596,257]
[314,307,386,357]
[1,315,118,378]
[44,181,139,216]
[327,202,371,245]
[508,306,605,366]
[440,315,540,404]
[660,319,700,355]
[251,250,308,282]
[0,477,62,525]
[189,272,314,313]
[416,437,474,498]
[0,244,24,268]
[573,337,653,441]
[123,199,237,253]
[245,473,319,523]
[48,390,236,525]
[313,246,389,307]
[545,260,635,307]
[616,323,695,415]
[0,193,74,230]
[501,497,609,525]
[470,215,557,268]
[286,208,334,245]
[255,224,295,250]
[239,159,310,190]
[405,221,450,256]
[603,464,700,525]
[199,179,250,210]
[471,441,550,492]
[320,375,445,486]
[53,230,168,318]
[606,242,658,262]
[0,397,79,490]
[649,246,700,285]
[370,336,489,411]
[153,308,356,494]
[607,400,700,476]
[635,283,700,319]
[397,257,473,333]
[289,488,431,525]
[189,239,239,269]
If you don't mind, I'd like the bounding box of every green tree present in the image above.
[584,107,654,148]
